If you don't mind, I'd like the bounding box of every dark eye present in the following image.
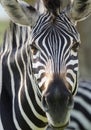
[72,42,80,52]
[31,44,39,54]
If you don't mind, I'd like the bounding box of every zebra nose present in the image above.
[42,89,73,112]
[42,77,74,113]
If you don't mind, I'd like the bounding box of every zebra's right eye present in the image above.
[71,42,80,52]
[31,45,39,54]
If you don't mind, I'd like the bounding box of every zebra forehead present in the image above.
[31,12,80,47]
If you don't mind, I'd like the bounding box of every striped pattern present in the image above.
[0,22,47,130]
[66,80,91,130]
[0,10,80,130]
[31,11,80,95]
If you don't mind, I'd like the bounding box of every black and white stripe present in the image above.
[66,80,91,130]
[1,0,91,129]
[0,11,80,129]
[0,22,47,130]
[31,11,80,95]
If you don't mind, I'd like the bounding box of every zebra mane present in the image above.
[37,0,91,21]
[42,0,62,16]
[0,0,91,29]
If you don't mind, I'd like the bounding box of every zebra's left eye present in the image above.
[71,42,80,52]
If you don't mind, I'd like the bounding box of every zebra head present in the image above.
[30,13,79,129]
[1,0,91,129]
[29,0,91,129]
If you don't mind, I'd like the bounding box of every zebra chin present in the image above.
[41,77,74,130]
[45,115,70,130]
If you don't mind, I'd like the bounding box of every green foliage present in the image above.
[0,0,36,45]
[0,21,9,45]
[24,0,36,5]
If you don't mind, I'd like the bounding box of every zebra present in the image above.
[0,0,91,130]
[66,79,91,130]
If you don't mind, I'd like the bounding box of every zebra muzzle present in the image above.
[42,78,73,130]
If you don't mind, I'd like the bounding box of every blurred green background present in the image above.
[0,21,9,43]
[0,0,35,44]
[0,0,91,79]
[77,18,91,79]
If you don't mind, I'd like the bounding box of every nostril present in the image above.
[42,95,49,112]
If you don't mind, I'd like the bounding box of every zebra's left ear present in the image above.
[68,0,91,23]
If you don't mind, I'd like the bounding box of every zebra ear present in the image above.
[0,0,40,27]
[68,0,91,22]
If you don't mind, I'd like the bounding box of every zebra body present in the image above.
[66,80,91,130]
[0,22,47,130]
[0,12,79,129]
[0,0,91,130]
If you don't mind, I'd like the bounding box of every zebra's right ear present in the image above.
[68,0,91,23]
[0,0,40,27]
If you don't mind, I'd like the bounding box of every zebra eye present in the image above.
[71,42,80,52]
[31,44,39,54]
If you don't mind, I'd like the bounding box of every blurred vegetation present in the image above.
[24,0,36,5]
[0,0,36,45]
[77,16,91,79]
[0,21,9,44]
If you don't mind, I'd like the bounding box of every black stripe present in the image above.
[14,93,32,130]
[67,73,74,83]
[20,85,46,127]
[70,117,85,130]
[76,92,91,105]
[26,73,46,117]
[1,87,17,130]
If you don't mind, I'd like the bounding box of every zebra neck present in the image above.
[30,74,42,98]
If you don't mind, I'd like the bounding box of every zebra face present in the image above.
[30,12,80,129]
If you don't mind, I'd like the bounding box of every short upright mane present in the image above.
[43,0,62,15]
